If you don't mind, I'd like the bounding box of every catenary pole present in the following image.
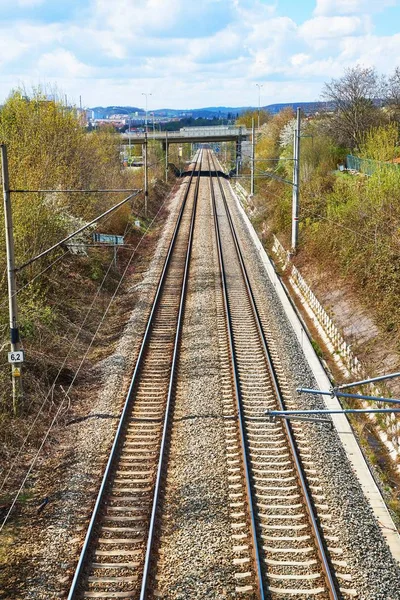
[144,131,148,217]
[291,107,301,251]
[256,83,263,129]
[1,144,23,414]
[251,118,255,196]
[165,131,169,183]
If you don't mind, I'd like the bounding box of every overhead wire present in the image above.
[0,189,143,313]
[0,190,172,526]
[0,188,152,471]
[299,207,379,242]
[0,214,126,474]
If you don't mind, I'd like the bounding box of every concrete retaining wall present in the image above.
[271,234,400,455]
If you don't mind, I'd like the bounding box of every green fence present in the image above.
[346,154,400,176]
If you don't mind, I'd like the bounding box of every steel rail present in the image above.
[208,152,265,600]
[210,151,339,600]
[139,149,201,599]
[67,151,202,600]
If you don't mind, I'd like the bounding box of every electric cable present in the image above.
[0,191,172,521]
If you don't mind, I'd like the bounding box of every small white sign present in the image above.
[8,350,24,364]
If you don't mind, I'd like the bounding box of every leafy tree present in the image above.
[0,87,139,379]
[236,109,271,128]
[358,123,400,162]
[279,118,306,148]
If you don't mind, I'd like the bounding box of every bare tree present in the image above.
[385,66,400,120]
[322,66,384,149]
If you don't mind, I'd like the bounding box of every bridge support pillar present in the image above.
[235,137,242,176]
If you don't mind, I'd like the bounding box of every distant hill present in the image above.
[89,102,327,120]
[90,106,141,119]
[264,101,328,115]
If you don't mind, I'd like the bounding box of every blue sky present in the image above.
[0,0,400,109]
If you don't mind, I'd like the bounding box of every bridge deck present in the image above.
[121,127,253,145]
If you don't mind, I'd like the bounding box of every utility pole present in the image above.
[128,116,131,157]
[291,107,301,251]
[250,118,255,196]
[142,93,152,134]
[143,132,148,217]
[165,131,169,183]
[1,145,23,414]
[256,83,263,129]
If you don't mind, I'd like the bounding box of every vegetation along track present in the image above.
[67,150,203,599]
[208,150,355,599]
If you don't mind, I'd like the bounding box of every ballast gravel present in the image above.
[153,176,236,599]
[7,163,400,600]
[3,181,186,600]
[223,177,400,599]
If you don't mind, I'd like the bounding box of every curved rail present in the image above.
[209,150,339,600]
[67,150,203,600]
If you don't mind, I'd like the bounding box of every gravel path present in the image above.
[153,175,237,599]
[221,175,400,599]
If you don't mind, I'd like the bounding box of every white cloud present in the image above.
[188,28,242,63]
[0,36,29,66]
[246,16,297,48]
[37,49,93,78]
[0,0,400,109]
[17,23,63,44]
[290,53,310,66]
[0,22,62,68]
[314,0,396,16]
[339,33,400,71]
[299,15,369,41]
[92,0,181,34]
[0,0,45,6]
[286,57,343,79]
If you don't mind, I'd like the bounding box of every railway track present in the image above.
[67,150,203,600]
[67,148,356,599]
[208,151,353,598]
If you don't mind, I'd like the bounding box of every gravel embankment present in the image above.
[153,175,237,599]
[223,177,400,599]
[1,179,187,600]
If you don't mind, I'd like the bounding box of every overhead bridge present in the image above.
[122,126,254,175]
[121,125,253,145]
